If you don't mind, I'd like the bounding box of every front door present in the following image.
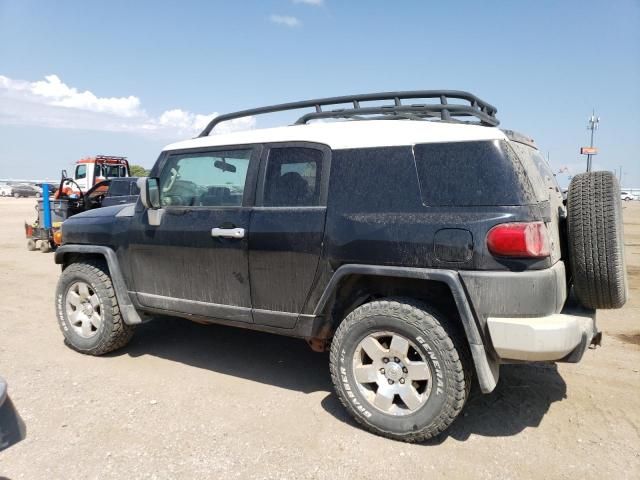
[128,146,260,323]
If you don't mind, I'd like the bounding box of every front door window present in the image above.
[159,150,251,207]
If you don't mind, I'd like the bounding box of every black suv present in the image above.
[53,91,627,442]
[84,177,140,209]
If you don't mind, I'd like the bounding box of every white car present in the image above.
[0,184,13,197]
[621,191,637,201]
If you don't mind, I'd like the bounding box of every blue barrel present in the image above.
[42,184,51,229]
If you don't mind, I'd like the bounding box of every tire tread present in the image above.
[56,260,133,355]
[567,171,626,309]
[329,298,470,442]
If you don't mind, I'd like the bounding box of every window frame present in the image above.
[255,142,331,209]
[151,144,263,210]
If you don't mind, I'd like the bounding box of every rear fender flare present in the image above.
[313,264,499,393]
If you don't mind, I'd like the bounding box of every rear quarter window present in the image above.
[413,140,535,206]
[108,180,130,197]
[329,146,422,213]
[508,141,561,202]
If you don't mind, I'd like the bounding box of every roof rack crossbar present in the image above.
[294,104,496,125]
[198,90,498,137]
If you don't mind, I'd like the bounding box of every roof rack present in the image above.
[198,90,499,137]
[93,155,128,161]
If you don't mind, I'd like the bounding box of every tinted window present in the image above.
[330,146,421,213]
[130,181,140,195]
[108,180,129,197]
[414,140,534,206]
[159,149,251,207]
[509,141,560,202]
[75,165,86,180]
[263,147,323,207]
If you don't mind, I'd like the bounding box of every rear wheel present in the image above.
[13,192,19,198]
[567,171,627,309]
[39,241,51,253]
[26,239,37,251]
[329,299,470,442]
[55,261,134,355]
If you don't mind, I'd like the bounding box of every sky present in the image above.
[0,0,639,187]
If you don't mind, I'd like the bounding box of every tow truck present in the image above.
[24,155,132,252]
[58,155,130,196]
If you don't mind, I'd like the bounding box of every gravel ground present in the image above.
[0,197,639,480]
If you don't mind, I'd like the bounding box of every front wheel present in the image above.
[55,261,134,355]
[330,299,470,442]
[13,193,19,198]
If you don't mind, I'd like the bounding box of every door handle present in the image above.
[211,227,245,239]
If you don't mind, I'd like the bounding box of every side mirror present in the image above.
[138,177,161,209]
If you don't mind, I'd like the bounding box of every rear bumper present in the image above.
[460,261,568,320]
[487,299,598,362]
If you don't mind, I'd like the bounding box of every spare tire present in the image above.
[567,171,627,309]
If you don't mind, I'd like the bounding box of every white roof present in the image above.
[163,120,507,152]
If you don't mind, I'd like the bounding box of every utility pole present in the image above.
[586,110,600,172]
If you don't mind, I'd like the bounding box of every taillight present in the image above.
[486,222,550,258]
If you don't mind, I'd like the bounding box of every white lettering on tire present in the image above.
[340,350,372,418]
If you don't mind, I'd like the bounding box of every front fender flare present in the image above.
[55,245,142,325]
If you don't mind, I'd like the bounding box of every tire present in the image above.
[40,241,51,253]
[35,192,41,198]
[567,171,627,309]
[329,298,470,442]
[55,261,134,355]
[26,239,37,251]
[13,193,19,198]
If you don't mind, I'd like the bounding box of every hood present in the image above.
[69,204,130,219]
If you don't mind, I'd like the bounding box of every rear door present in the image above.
[128,146,260,322]
[249,143,330,328]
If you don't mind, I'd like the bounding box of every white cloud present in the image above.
[269,14,301,27]
[0,74,255,139]
[292,0,323,5]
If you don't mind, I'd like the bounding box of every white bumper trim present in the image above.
[487,313,596,361]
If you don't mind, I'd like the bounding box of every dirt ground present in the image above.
[0,197,638,480]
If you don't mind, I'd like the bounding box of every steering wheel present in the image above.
[59,178,86,207]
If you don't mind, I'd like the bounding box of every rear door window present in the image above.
[262,147,324,207]
[413,140,535,206]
